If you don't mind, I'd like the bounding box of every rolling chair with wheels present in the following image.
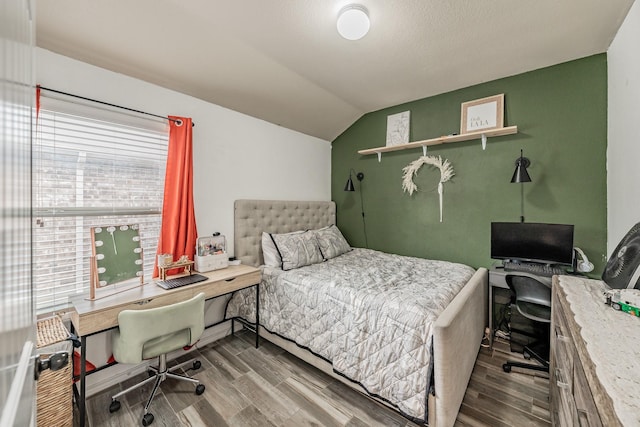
[502,275,551,373]
[109,292,206,426]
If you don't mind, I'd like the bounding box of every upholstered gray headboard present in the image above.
[234,199,336,267]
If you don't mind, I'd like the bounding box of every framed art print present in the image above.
[386,111,411,146]
[460,94,504,134]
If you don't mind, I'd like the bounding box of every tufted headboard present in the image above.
[234,199,336,267]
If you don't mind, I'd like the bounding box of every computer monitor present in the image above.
[491,222,575,266]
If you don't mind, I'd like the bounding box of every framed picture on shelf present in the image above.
[460,94,504,134]
[386,111,410,146]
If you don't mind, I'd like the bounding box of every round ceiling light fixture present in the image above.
[336,5,370,41]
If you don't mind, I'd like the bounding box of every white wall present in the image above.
[36,48,331,395]
[607,0,640,256]
[36,48,331,256]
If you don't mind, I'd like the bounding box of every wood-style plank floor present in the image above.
[76,333,550,426]
[456,339,550,427]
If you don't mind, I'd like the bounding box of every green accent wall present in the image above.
[332,54,607,274]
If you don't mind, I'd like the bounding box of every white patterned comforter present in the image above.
[226,248,475,422]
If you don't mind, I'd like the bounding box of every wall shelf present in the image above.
[358,125,518,161]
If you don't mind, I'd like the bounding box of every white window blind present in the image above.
[33,99,168,311]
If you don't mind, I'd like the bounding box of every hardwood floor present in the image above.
[77,333,550,427]
[456,339,551,427]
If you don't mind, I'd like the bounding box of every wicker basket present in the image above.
[36,316,73,427]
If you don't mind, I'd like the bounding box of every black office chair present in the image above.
[502,274,551,373]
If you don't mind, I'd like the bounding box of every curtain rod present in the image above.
[38,86,195,127]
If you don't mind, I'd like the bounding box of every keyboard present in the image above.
[156,273,208,290]
[503,261,567,277]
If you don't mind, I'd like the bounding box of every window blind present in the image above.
[1,2,36,424]
[33,102,168,311]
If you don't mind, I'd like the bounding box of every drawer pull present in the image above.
[136,299,153,305]
[555,368,571,389]
[577,409,589,427]
[225,277,236,282]
[555,326,570,342]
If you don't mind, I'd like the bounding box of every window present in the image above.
[33,99,168,311]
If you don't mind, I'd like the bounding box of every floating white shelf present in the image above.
[358,126,518,161]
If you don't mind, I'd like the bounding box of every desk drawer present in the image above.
[73,270,261,335]
[75,292,193,334]
[553,301,574,382]
[197,270,260,300]
[555,366,577,427]
[573,360,603,427]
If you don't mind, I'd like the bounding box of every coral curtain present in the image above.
[36,84,41,117]
[154,116,198,278]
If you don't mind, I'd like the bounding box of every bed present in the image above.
[227,199,488,427]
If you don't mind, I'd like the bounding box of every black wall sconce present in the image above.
[344,169,368,247]
[511,149,532,223]
[344,169,364,191]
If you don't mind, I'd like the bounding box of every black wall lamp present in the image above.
[511,149,532,223]
[344,169,368,247]
[344,169,364,191]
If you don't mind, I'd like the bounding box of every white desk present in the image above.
[69,265,261,427]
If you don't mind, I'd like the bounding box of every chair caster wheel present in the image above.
[109,400,121,413]
[195,384,205,395]
[193,360,201,370]
[142,413,154,426]
[503,364,511,373]
[523,351,531,360]
[147,370,155,377]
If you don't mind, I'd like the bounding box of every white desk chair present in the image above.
[109,292,206,426]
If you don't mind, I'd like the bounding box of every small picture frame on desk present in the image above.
[460,94,504,134]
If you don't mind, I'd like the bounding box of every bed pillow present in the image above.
[262,230,303,267]
[271,231,323,271]
[314,224,351,260]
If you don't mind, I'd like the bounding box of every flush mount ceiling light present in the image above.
[337,5,370,40]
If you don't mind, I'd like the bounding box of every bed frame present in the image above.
[234,199,488,427]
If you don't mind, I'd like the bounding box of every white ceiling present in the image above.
[36,0,634,141]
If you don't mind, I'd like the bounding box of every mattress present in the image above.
[226,248,475,421]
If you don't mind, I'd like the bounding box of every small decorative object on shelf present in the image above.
[157,253,173,268]
[357,94,514,161]
[460,94,504,134]
[386,111,410,147]
[402,155,454,222]
[158,258,194,281]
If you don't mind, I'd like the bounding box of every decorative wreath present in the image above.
[402,155,455,222]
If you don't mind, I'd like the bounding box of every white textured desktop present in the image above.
[557,275,640,426]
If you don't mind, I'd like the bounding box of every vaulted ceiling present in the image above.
[36,0,634,140]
